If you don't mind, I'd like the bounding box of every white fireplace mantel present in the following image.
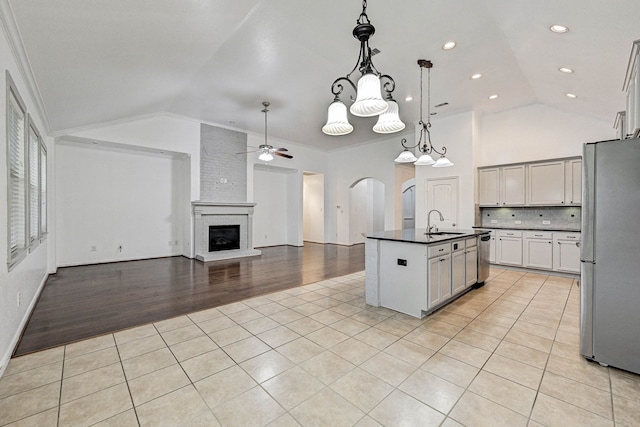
[192,201,261,262]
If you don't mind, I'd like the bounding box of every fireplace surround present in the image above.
[193,202,261,262]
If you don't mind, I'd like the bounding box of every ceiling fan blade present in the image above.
[275,152,293,159]
[273,147,288,152]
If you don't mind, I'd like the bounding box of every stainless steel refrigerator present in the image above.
[581,138,640,374]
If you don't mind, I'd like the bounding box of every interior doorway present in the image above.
[425,176,459,229]
[303,172,325,243]
[349,178,385,244]
[401,178,416,229]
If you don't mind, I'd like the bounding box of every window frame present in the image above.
[6,71,28,269]
[27,114,41,249]
[40,142,47,238]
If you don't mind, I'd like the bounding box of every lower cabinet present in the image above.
[488,231,496,263]
[378,241,427,318]
[451,248,466,296]
[523,231,553,270]
[465,246,478,287]
[428,253,452,309]
[497,231,523,266]
[553,233,581,273]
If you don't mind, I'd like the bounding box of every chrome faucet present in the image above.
[427,209,444,233]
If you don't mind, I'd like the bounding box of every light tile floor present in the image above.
[1,268,640,426]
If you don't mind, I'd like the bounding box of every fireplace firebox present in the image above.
[208,225,240,252]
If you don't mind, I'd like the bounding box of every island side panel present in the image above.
[365,238,381,307]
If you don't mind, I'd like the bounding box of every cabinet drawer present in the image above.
[554,232,580,240]
[465,237,477,248]
[498,230,522,238]
[524,231,553,239]
[428,243,451,258]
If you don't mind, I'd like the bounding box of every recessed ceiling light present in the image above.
[471,73,482,80]
[565,93,577,98]
[550,24,569,33]
[405,96,413,102]
[488,94,498,100]
[442,41,456,50]
[559,67,574,74]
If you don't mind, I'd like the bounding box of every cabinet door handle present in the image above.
[576,242,580,247]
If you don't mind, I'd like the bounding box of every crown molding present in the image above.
[0,0,51,133]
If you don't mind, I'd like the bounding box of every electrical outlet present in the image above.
[118,245,123,252]
[542,220,551,225]
[17,292,21,307]
[91,246,97,252]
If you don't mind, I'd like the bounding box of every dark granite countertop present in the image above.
[473,226,581,232]
[366,229,488,245]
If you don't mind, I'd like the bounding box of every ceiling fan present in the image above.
[240,101,293,162]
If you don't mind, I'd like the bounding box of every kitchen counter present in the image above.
[367,228,488,245]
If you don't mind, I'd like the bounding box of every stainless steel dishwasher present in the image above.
[476,233,490,287]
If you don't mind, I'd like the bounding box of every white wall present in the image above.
[303,173,324,243]
[415,112,476,229]
[55,141,188,266]
[478,104,615,166]
[0,8,52,375]
[252,166,292,247]
[326,130,414,245]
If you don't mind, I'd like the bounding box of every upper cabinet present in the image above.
[478,165,525,206]
[478,157,581,207]
[623,40,640,139]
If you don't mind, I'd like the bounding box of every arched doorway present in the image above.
[349,178,385,244]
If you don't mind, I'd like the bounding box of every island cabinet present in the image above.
[465,238,478,287]
[365,230,487,318]
[428,244,452,309]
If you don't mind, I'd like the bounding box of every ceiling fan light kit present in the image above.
[239,102,294,162]
[394,59,453,168]
[322,0,404,136]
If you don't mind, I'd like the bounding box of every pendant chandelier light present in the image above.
[394,60,453,167]
[322,0,405,136]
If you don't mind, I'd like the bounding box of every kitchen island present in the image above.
[365,229,490,318]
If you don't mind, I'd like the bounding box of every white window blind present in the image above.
[28,121,40,243]
[7,77,27,263]
[40,144,47,236]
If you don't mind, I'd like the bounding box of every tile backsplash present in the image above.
[479,206,581,230]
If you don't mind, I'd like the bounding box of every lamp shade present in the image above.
[322,101,354,135]
[350,73,388,117]
[414,153,435,166]
[433,155,454,167]
[394,149,417,163]
[373,100,405,134]
[258,151,274,162]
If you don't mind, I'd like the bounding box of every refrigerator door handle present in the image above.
[580,261,595,359]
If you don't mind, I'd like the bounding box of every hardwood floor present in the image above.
[14,243,364,356]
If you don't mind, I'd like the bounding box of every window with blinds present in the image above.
[7,72,27,267]
[40,144,47,236]
[28,118,41,245]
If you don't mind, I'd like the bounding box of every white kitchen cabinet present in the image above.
[565,159,582,205]
[523,231,553,270]
[497,230,523,266]
[501,165,526,205]
[465,246,478,287]
[428,251,452,309]
[478,166,525,206]
[489,231,496,263]
[553,232,581,273]
[478,168,500,206]
[451,246,466,296]
[528,161,566,205]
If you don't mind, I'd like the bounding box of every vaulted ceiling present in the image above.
[7,0,640,150]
